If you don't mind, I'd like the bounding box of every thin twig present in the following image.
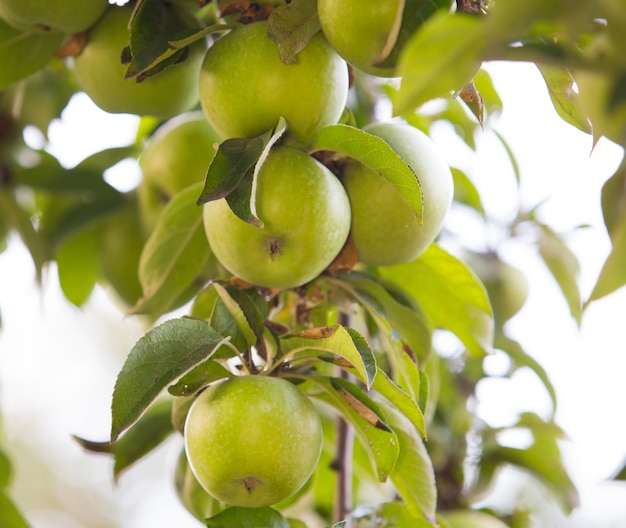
[332,311,355,526]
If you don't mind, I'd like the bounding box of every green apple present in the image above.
[138,112,222,233]
[184,375,323,508]
[342,122,453,265]
[318,0,403,77]
[203,146,351,288]
[72,6,204,118]
[174,448,220,521]
[0,0,108,33]
[467,252,528,325]
[198,20,349,145]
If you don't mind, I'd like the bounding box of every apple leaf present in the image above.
[311,124,423,221]
[56,224,99,307]
[495,334,557,415]
[537,65,592,135]
[0,20,64,89]
[484,413,579,513]
[266,0,320,65]
[376,402,437,525]
[341,272,432,364]
[600,160,626,236]
[0,449,11,489]
[372,368,426,440]
[197,134,270,205]
[168,358,234,397]
[76,398,175,480]
[537,224,582,324]
[302,375,399,482]
[281,325,377,388]
[587,217,626,303]
[197,118,287,226]
[211,282,258,346]
[132,183,214,317]
[111,317,228,441]
[375,0,451,71]
[205,506,290,528]
[0,191,47,281]
[395,12,486,115]
[0,492,29,528]
[440,510,511,528]
[380,244,493,357]
[125,0,210,80]
[451,167,486,218]
[12,149,120,194]
[356,501,435,528]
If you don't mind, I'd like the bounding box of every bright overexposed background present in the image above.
[1,61,626,527]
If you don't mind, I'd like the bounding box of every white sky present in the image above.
[1,61,626,527]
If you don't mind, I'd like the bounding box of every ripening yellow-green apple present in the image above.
[73,6,204,118]
[317,0,403,77]
[342,122,453,265]
[198,20,349,145]
[0,0,108,33]
[203,146,351,289]
[184,376,323,507]
[138,112,222,233]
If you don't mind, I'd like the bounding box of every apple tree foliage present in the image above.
[1,0,626,527]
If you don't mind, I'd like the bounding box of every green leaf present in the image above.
[132,183,215,317]
[212,282,260,347]
[0,190,47,280]
[197,118,287,225]
[311,124,423,221]
[600,160,626,237]
[537,65,592,134]
[197,135,268,205]
[341,272,432,363]
[357,501,435,527]
[0,491,29,528]
[372,368,427,440]
[493,130,521,185]
[537,225,582,323]
[75,398,174,479]
[496,335,557,414]
[473,69,503,117]
[56,224,99,307]
[376,399,437,524]
[0,19,64,89]
[485,413,579,513]
[395,12,486,114]
[440,510,511,528]
[281,325,377,388]
[587,216,626,303]
[451,168,486,217]
[302,375,399,482]
[380,244,493,357]
[168,359,233,397]
[611,457,626,481]
[205,506,289,528]
[266,0,320,65]
[126,0,205,80]
[0,449,12,489]
[14,149,124,194]
[111,318,228,441]
[375,0,451,71]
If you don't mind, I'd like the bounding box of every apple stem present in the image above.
[332,311,355,526]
